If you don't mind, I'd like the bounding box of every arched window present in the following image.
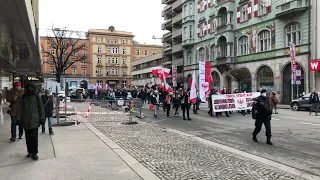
[285,22,301,47]
[258,30,271,52]
[210,45,215,61]
[187,51,192,65]
[238,36,248,56]
[199,48,205,62]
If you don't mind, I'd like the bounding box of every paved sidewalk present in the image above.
[0,113,142,180]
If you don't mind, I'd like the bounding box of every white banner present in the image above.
[211,92,261,112]
[199,61,207,102]
[172,65,177,87]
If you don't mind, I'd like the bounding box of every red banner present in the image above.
[310,60,320,71]
[205,62,213,83]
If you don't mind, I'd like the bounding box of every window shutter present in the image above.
[208,20,211,34]
[254,0,258,17]
[204,21,207,36]
[266,0,272,13]
[198,24,201,37]
[198,1,201,13]
[204,0,207,10]
[237,7,240,23]
[248,1,252,19]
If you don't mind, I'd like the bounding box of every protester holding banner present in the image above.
[220,88,230,117]
[252,89,273,145]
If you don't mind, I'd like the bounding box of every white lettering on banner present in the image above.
[211,92,261,112]
[199,62,207,102]
[311,62,319,70]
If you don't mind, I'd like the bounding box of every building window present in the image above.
[200,0,204,11]
[97,56,102,64]
[111,47,118,54]
[82,41,86,47]
[189,3,193,15]
[200,23,204,37]
[122,81,127,88]
[97,37,102,43]
[108,57,111,64]
[107,68,110,75]
[122,48,126,54]
[122,69,127,76]
[96,80,102,87]
[97,68,102,75]
[145,50,148,56]
[187,51,192,65]
[110,39,114,44]
[258,30,271,52]
[259,0,267,16]
[50,57,54,64]
[72,68,76,75]
[98,46,102,53]
[115,68,118,75]
[184,5,188,18]
[50,49,55,55]
[210,45,215,61]
[189,25,193,38]
[199,48,205,62]
[50,67,55,74]
[82,51,86,57]
[238,36,249,55]
[82,68,86,75]
[240,4,248,23]
[136,49,140,55]
[108,47,111,53]
[122,39,126,44]
[114,39,117,44]
[71,51,76,56]
[115,58,118,64]
[122,58,126,65]
[286,22,301,47]
[111,68,115,74]
[111,57,115,64]
[184,27,188,40]
[82,59,86,66]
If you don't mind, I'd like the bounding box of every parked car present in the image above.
[291,93,311,111]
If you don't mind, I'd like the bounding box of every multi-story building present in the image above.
[41,37,91,89]
[133,44,164,61]
[88,26,134,89]
[162,0,184,85]
[132,52,164,86]
[0,0,41,89]
[182,0,313,104]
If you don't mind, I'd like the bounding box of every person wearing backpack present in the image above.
[252,89,273,145]
[17,83,45,160]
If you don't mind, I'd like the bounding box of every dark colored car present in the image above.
[291,93,311,111]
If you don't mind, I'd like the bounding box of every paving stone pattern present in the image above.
[69,102,307,180]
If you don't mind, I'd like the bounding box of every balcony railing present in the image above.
[276,0,307,18]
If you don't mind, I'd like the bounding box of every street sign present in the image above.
[296,81,301,85]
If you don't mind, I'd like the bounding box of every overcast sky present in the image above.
[39,0,166,45]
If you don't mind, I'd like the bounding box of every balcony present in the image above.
[216,56,233,65]
[122,64,128,68]
[162,32,172,43]
[172,43,183,54]
[96,63,103,67]
[182,15,195,24]
[276,0,308,19]
[162,5,172,17]
[172,12,182,25]
[182,38,195,47]
[215,24,233,34]
[172,28,182,39]
[172,0,183,11]
[161,19,172,30]
[164,46,172,56]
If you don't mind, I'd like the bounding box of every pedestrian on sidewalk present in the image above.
[18,83,45,160]
[181,89,191,120]
[7,82,24,142]
[269,91,279,114]
[309,89,319,116]
[252,89,273,145]
[41,90,54,135]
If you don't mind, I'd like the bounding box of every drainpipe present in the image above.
[308,0,311,92]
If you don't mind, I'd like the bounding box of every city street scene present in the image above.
[1,0,320,180]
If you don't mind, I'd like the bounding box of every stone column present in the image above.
[251,72,257,92]
[227,12,231,24]
[227,44,231,57]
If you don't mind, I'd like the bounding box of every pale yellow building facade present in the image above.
[133,44,164,61]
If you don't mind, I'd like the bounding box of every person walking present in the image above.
[41,90,54,135]
[173,89,182,117]
[181,89,191,120]
[220,87,230,117]
[165,92,173,117]
[269,91,279,114]
[7,82,24,142]
[18,83,45,160]
[208,89,214,117]
[138,88,146,109]
[309,89,320,116]
[252,89,273,145]
[151,90,159,118]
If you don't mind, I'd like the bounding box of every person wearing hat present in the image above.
[252,89,273,145]
[17,82,45,160]
[7,82,24,142]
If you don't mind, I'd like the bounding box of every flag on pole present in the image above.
[190,70,197,104]
[151,67,171,81]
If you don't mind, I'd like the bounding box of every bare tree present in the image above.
[230,68,251,89]
[42,27,86,83]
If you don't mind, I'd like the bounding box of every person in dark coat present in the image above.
[252,89,273,145]
[181,89,191,120]
[173,89,182,117]
[41,90,54,135]
[208,89,214,117]
[220,87,230,117]
[17,83,45,160]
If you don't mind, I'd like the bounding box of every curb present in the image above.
[83,122,160,180]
